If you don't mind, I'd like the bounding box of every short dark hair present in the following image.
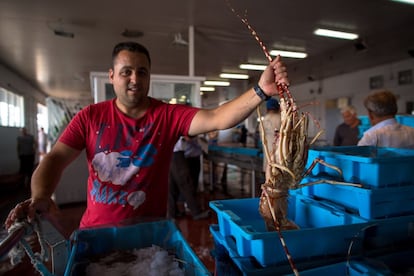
[266,98,280,111]
[111,41,151,68]
[364,90,398,117]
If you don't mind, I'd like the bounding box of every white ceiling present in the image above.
[1,0,414,101]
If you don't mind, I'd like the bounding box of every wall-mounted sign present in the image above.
[369,75,384,89]
[398,69,412,85]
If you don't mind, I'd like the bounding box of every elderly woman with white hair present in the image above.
[333,105,361,146]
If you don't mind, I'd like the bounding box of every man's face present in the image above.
[342,111,357,126]
[109,50,151,108]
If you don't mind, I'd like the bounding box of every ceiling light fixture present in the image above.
[219,73,249,79]
[48,19,75,38]
[269,50,307,58]
[53,30,74,38]
[204,80,230,86]
[200,86,215,92]
[121,29,144,38]
[314,28,359,40]
[391,0,414,4]
[239,64,267,71]
[354,40,368,51]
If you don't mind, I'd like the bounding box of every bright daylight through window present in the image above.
[0,87,24,127]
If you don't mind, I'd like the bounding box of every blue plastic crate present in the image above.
[360,115,414,128]
[208,145,234,154]
[357,125,371,139]
[64,219,210,276]
[211,224,403,276]
[285,260,394,276]
[209,196,369,267]
[210,196,414,267]
[358,116,370,126]
[306,146,414,187]
[211,224,339,275]
[298,179,414,219]
[357,116,371,138]
[396,115,414,128]
[208,145,261,157]
[371,248,414,274]
[232,147,261,157]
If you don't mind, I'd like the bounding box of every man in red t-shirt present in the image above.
[6,41,289,229]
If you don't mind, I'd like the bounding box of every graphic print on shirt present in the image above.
[90,122,157,209]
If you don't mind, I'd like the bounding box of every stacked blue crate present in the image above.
[210,145,414,275]
[210,196,369,267]
[209,196,414,275]
[298,181,414,219]
[301,145,414,273]
[303,146,414,220]
[306,146,414,188]
[396,115,414,128]
[211,224,411,276]
[357,115,371,139]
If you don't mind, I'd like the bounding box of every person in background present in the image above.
[17,127,36,187]
[239,124,248,147]
[184,135,203,196]
[207,130,218,146]
[168,137,209,220]
[5,41,289,229]
[205,130,229,194]
[333,105,361,146]
[358,90,414,148]
[38,127,48,161]
[261,98,281,182]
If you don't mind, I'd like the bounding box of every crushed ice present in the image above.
[85,245,185,276]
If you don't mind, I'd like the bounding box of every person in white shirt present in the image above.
[183,136,203,196]
[38,127,48,161]
[168,137,210,220]
[358,90,414,148]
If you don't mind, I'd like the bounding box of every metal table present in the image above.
[207,145,263,197]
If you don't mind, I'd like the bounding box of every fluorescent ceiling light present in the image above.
[269,50,307,59]
[239,64,267,71]
[204,80,230,86]
[391,0,414,4]
[200,86,215,92]
[314,28,359,40]
[219,73,249,79]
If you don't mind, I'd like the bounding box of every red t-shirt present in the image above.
[59,98,198,228]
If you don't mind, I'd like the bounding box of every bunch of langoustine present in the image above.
[224,1,360,233]
[223,1,325,232]
[257,85,362,232]
[225,2,362,274]
[258,85,317,232]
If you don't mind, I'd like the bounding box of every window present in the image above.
[37,103,48,133]
[0,87,24,127]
